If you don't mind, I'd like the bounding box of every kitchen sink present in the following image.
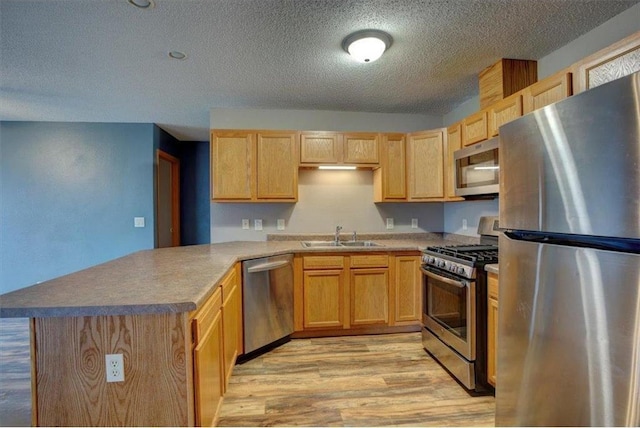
[301,240,384,248]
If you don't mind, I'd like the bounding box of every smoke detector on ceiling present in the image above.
[342,30,393,63]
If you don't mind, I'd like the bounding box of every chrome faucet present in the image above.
[352,231,357,242]
[334,226,342,244]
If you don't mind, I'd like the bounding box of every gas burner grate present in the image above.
[424,244,499,265]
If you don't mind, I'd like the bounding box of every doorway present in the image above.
[157,150,180,247]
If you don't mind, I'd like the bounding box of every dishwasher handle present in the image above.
[246,259,291,273]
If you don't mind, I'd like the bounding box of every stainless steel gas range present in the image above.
[421,216,500,393]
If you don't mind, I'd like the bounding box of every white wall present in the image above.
[210,108,444,242]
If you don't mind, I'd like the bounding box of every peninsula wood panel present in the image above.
[256,131,298,200]
[445,123,464,201]
[350,268,389,326]
[487,272,499,387]
[522,70,572,114]
[462,110,489,146]
[573,31,640,93]
[33,313,192,427]
[391,255,422,324]
[342,133,379,165]
[211,131,254,200]
[488,93,523,137]
[407,130,444,200]
[374,133,407,201]
[300,132,341,164]
[303,270,345,329]
[221,268,241,391]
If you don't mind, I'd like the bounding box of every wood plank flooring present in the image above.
[0,319,495,427]
[219,333,495,426]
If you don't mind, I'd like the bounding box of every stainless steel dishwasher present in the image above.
[242,254,294,355]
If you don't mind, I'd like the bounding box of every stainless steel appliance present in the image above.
[497,71,640,426]
[421,216,500,392]
[454,137,499,198]
[242,254,294,355]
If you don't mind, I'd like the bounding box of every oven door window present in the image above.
[428,275,468,340]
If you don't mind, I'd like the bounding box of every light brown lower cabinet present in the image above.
[350,255,389,326]
[487,271,499,387]
[221,264,242,391]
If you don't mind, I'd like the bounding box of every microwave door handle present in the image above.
[421,267,466,289]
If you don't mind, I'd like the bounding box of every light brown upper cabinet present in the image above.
[299,132,379,166]
[211,129,298,202]
[522,70,572,114]
[300,132,341,164]
[445,123,464,201]
[374,133,406,202]
[488,93,523,137]
[572,30,640,94]
[462,110,489,146]
[407,129,445,201]
[478,58,537,109]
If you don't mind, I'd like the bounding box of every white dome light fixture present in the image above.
[342,30,393,63]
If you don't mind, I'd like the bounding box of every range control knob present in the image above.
[438,260,446,268]
[457,266,467,276]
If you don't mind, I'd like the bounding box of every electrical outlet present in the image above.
[277,219,285,230]
[134,217,145,228]
[411,218,418,229]
[254,219,263,231]
[462,219,468,231]
[386,218,394,229]
[105,354,124,383]
[242,219,250,230]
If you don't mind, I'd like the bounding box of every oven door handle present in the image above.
[420,267,467,289]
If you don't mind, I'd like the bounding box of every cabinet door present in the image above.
[300,132,341,164]
[462,110,488,146]
[487,272,499,387]
[350,268,389,326]
[193,300,224,427]
[488,94,522,137]
[342,133,379,165]
[523,71,572,114]
[256,131,298,200]
[211,131,254,200]
[445,123,463,201]
[407,130,444,200]
[374,133,406,201]
[303,270,345,329]
[390,256,421,324]
[221,270,240,391]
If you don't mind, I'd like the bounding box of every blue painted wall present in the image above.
[180,141,210,246]
[0,122,156,294]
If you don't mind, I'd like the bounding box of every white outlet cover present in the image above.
[411,218,418,228]
[462,219,468,230]
[277,219,285,230]
[242,219,250,230]
[105,354,124,383]
[254,219,263,231]
[134,217,145,228]
[386,218,394,229]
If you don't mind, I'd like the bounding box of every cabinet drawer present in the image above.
[350,255,389,268]
[303,256,345,269]
[488,272,499,300]
[220,268,237,302]
[193,287,222,344]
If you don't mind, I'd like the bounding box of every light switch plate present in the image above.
[134,217,145,228]
[386,218,394,229]
[242,219,250,230]
[411,218,418,229]
[277,219,285,230]
[254,219,263,231]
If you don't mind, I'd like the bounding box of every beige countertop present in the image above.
[0,237,454,318]
[485,263,499,274]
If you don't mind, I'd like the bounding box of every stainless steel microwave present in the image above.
[454,137,499,198]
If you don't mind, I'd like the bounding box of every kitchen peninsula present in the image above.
[0,234,452,426]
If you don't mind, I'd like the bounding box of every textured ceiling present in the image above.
[1,0,638,141]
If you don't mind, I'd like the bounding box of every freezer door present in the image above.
[496,235,640,426]
[499,71,640,240]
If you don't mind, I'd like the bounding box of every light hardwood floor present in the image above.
[219,332,495,426]
[0,319,495,427]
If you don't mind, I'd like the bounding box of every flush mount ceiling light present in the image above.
[127,0,155,9]
[342,30,393,63]
[168,51,187,60]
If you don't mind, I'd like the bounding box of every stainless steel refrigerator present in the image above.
[497,71,640,426]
